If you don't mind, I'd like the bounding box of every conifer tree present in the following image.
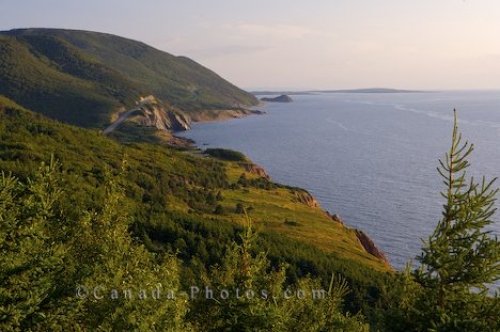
[188,216,368,331]
[0,159,66,331]
[0,159,191,331]
[65,164,190,331]
[414,111,500,331]
[188,217,289,331]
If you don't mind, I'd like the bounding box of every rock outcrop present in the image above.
[293,189,320,208]
[131,96,191,131]
[326,211,345,225]
[106,96,265,137]
[260,94,293,103]
[355,230,390,265]
[239,162,270,180]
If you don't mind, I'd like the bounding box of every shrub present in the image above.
[204,148,248,162]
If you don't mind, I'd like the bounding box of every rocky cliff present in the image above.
[326,211,345,225]
[136,100,191,131]
[290,187,389,266]
[107,95,265,138]
[355,230,390,266]
[105,96,191,134]
[239,162,270,179]
[293,189,320,208]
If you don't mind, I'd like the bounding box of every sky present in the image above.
[1,0,500,90]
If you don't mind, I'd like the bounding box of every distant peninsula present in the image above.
[260,94,293,103]
[253,88,428,95]
[317,88,426,93]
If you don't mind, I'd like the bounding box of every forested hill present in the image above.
[0,28,258,127]
[0,94,390,301]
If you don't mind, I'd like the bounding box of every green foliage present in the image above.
[374,112,500,332]
[7,95,498,331]
[214,204,225,215]
[188,219,369,331]
[235,202,246,214]
[283,277,369,332]
[75,170,189,330]
[0,99,392,328]
[0,160,66,330]
[0,28,258,127]
[284,219,300,227]
[204,148,248,162]
[412,111,500,331]
[0,159,371,330]
[188,220,289,331]
[0,160,190,331]
[1,71,499,330]
[370,264,423,331]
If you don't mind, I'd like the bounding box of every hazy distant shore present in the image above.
[252,88,430,95]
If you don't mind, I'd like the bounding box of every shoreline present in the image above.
[189,108,265,123]
[170,108,265,147]
[173,110,392,268]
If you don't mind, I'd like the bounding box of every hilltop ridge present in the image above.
[0,28,258,128]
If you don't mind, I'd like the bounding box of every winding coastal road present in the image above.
[102,107,140,134]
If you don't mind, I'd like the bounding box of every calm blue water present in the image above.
[178,91,500,269]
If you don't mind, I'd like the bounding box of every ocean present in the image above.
[178,91,500,269]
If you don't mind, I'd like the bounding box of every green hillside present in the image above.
[0,28,258,127]
[0,96,390,313]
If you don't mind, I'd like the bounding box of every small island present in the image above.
[260,94,293,103]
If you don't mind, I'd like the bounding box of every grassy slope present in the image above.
[217,188,384,270]
[0,96,388,274]
[0,28,258,127]
[207,163,386,271]
[166,163,387,272]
